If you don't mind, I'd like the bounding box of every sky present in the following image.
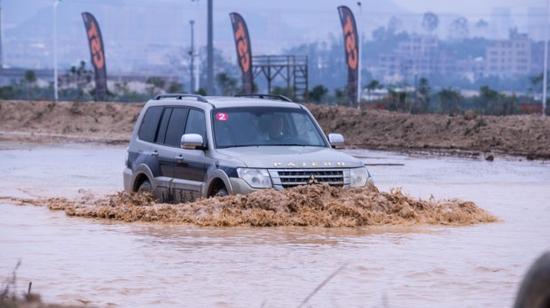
[398,0,545,14]
[6,0,547,18]
[2,0,549,71]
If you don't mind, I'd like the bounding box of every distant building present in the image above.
[456,57,485,81]
[530,41,550,76]
[378,35,455,83]
[378,54,400,82]
[484,29,531,78]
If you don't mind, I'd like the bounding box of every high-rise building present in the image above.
[378,35,456,82]
[484,29,531,78]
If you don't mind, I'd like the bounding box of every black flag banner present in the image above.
[229,12,253,94]
[81,12,107,101]
[337,5,359,106]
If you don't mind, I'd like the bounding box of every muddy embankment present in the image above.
[0,100,141,144]
[309,105,550,159]
[3,184,496,227]
[1,100,549,158]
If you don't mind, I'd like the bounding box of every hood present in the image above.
[215,146,363,169]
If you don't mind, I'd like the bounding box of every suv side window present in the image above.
[164,108,189,147]
[138,106,163,143]
[185,109,206,142]
[155,107,172,144]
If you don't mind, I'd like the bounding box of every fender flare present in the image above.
[132,164,156,191]
[204,169,234,196]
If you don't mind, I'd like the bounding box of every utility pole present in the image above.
[544,0,550,116]
[189,20,195,92]
[206,0,214,95]
[356,1,362,108]
[0,0,3,70]
[53,0,62,102]
[190,0,201,92]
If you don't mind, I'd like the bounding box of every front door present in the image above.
[172,108,210,202]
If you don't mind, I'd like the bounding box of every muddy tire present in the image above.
[514,252,550,308]
[137,180,152,194]
[214,187,228,197]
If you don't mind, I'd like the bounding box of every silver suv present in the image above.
[123,94,372,202]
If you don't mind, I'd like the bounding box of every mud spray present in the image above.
[4,184,496,227]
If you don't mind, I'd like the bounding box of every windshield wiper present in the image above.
[262,143,326,147]
[217,144,262,148]
[218,144,323,148]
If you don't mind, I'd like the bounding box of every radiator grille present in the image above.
[274,169,344,188]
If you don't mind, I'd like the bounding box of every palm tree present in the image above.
[308,84,328,103]
[24,70,37,99]
[416,77,431,113]
[366,80,382,99]
[438,88,461,115]
[215,73,238,96]
[479,85,499,114]
[146,77,166,96]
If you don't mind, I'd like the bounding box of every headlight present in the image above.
[237,168,272,189]
[350,166,370,187]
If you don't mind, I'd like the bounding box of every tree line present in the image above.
[304,78,546,116]
[1,67,546,116]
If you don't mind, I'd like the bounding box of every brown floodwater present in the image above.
[0,143,549,307]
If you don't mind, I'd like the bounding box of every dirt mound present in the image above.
[0,100,142,144]
[307,104,550,159]
[1,100,549,158]
[11,184,496,227]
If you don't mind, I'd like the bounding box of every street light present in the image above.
[206,0,213,95]
[53,0,62,102]
[0,0,4,69]
[189,20,195,92]
[543,0,550,116]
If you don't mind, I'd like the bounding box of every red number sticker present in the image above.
[216,112,228,121]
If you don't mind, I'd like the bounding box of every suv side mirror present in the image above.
[328,133,345,149]
[181,133,205,150]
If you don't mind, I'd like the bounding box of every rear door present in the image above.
[162,107,191,202]
[134,106,163,176]
[154,107,174,179]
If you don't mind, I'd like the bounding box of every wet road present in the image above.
[0,143,549,307]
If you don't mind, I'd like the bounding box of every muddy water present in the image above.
[0,144,549,307]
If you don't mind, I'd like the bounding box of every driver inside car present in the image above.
[267,114,285,141]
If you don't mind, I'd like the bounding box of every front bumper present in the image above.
[227,168,365,194]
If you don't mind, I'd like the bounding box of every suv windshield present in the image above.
[212,107,328,148]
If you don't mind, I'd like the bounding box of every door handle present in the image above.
[151,150,159,157]
[175,154,185,163]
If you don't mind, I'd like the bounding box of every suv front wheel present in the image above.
[138,179,152,193]
[214,188,228,197]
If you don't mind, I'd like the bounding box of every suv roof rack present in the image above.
[155,93,208,103]
[235,94,293,102]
